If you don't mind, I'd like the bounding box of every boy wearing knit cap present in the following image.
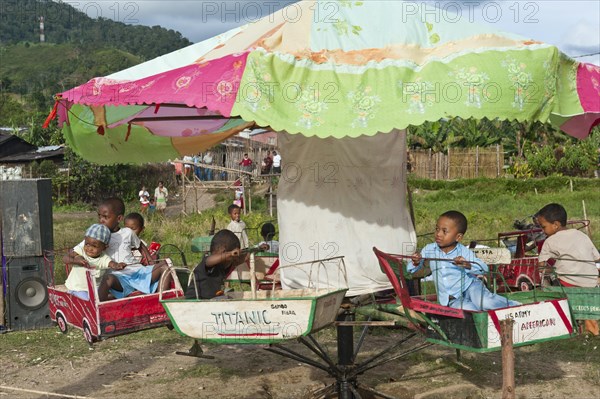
[63,224,126,301]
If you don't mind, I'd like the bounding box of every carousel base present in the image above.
[266,310,432,399]
[174,309,431,398]
[175,339,215,359]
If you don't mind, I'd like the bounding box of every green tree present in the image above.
[408,120,461,152]
[0,92,28,125]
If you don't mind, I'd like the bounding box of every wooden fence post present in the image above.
[447,146,451,179]
[428,148,432,179]
[496,144,501,177]
[582,200,593,237]
[501,318,516,399]
[181,162,187,215]
[475,146,479,178]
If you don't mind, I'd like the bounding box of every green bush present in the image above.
[525,146,557,177]
[557,139,597,176]
[507,160,534,179]
[30,159,59,178]
[62,148,175,204]
[524,131,599,177]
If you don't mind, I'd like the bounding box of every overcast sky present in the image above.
[67,0,599,65]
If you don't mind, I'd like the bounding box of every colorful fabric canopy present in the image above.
[55,0,599,165]
[52,0,600,295]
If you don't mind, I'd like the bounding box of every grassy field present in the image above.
[51,176,600,284]
[1,176,598,398]
[408,176,600,248]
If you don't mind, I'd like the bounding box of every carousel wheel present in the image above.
[56,313,68,334]
[518,279,533,292]
[83,321,97,345]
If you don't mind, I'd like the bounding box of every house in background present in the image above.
[248,129,277,146]
[0,133,64,179]
[0,131,35,159]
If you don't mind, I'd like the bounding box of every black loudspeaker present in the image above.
[0,179,54,257]
[0,179,54,330]
[5,257,52,330]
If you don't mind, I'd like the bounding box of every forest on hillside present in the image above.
[1,0,191,59]
[0,0,192,136]
[0,0,598,197]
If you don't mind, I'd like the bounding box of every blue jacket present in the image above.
[408,242,488,306]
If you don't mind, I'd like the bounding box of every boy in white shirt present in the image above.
[89,198,170,300]
[272,151,282,174]
[258,222,279,254]
[63,224,126,301]
[226,204,249,249]
[537,203,600,335]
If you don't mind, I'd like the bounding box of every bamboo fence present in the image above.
[410,145,504,179]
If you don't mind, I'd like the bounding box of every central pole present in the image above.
[337,309,355,399]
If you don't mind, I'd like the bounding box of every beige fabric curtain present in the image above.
[277,129,416,296]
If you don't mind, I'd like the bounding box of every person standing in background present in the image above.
[262,150,273,175]
[203,151,214,181]
[239,153,253,174]
[154,181,169,215]
[183,155,194,179]
[172,161,183,185]
[272,151,282,174]
[138,186,150,212]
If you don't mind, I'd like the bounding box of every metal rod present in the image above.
[277,255,346,269]
[337,311,354,367]
[310,384,336,399]
[298,337,339,376]
[130,115,231,122]
[351,342,433,378]
[157,103,209,109]
[353,317,372,362]
[302,336,339,373]
[265,346,331,373]
[335,321,396,326]
[348,383,363,399]
[388,253,482,267]
[339,381,353,399]
[348,332,416,374]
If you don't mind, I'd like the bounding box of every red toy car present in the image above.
[494,220,590,291]
[45,256,184,344]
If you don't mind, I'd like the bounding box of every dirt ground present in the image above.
[167,185,216,216]
[4,194,599,399]
[1,325,599,399]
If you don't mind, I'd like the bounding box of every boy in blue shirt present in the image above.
[410,210,520,311]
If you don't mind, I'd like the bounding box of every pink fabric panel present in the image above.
[135,119,229,137]
[577,63,600,112]
[560,112,600,139]
[107,106,223,128]
[61,53,249,117]
[56,100,73,127]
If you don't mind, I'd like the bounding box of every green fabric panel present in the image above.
[505,290,565,304]
[309,1,519,52]
[472,311,489,345]
[551,54,584,116]
[214,117,251,133]
[63,104,179,165]
[232,48,581,139]
[104,104,148,124]
[544,287,600,320]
